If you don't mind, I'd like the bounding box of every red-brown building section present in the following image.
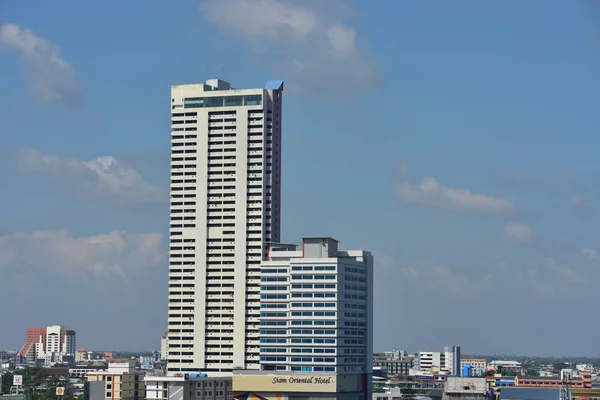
[515,371,592,389]
[19,327,47,361]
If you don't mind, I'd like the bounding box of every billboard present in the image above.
[233,374,337,393]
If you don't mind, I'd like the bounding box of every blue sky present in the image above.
[1,0,600,357]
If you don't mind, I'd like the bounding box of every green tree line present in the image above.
[1,367,81,400]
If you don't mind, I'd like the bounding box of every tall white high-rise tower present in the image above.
[167,79,284,374]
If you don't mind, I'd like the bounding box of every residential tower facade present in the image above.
[167,79,284,374]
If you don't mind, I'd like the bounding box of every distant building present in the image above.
[443,346,460,376]
[69,363,108,378]
[76,348,88,363]
[444,377,488,400]
[19,325,76,365]
[373,358,413,377]
[515,371,592,389]
[487,361,522,375]
[419,352,443,372]
[418,346,460,375]
[576,364,594,372]
[374,386,403,400]
[85,360,145,400]
[460,359,487,377]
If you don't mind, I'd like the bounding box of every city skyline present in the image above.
[2,0,600,358]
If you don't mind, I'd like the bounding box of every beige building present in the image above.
[76,348,88,363]
[167,78,284,374]
[85,360,145,400]
[232,370,368,400]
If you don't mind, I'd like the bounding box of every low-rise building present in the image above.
[460,359,487,377]
[487,361,522,375]
[373,387,403,400]
[374,359,412,377]
[84,360,145,400]
[144,373,231,400]
[232,370,368,400]
[514,372,592,389]
[444,377,488,400]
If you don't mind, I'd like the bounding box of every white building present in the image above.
[418,352,442,372]
[230,237,374,399]
[443,346,460,376]
[167,79,284,374]
[416,346,460,375]
[27,325,76,365]
[258,237,373,375]
[487,360,522,374]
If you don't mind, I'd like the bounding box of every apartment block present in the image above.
[167,79,284,374]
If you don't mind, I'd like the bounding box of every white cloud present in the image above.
[200,0,378,96]
[0,23,81,105]
[582,247,598,259]
[504,222,534,243]
[394,177,515,213]
[14,148,167,206]
[0,230,165,278]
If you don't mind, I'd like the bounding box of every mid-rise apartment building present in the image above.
[19,325,76,365]
[231,237,374,400]
[167,79,284,374]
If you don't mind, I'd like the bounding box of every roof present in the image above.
[302,237,340,242]
[518,376,581,381]
[265,80,284,90]
[498,388,560,400]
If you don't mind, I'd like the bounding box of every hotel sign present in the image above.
[233,374,338,393]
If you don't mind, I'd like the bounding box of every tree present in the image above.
[1,371,14,394]
[524,368,539,376]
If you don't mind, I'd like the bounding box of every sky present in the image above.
[1,0,600,358]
